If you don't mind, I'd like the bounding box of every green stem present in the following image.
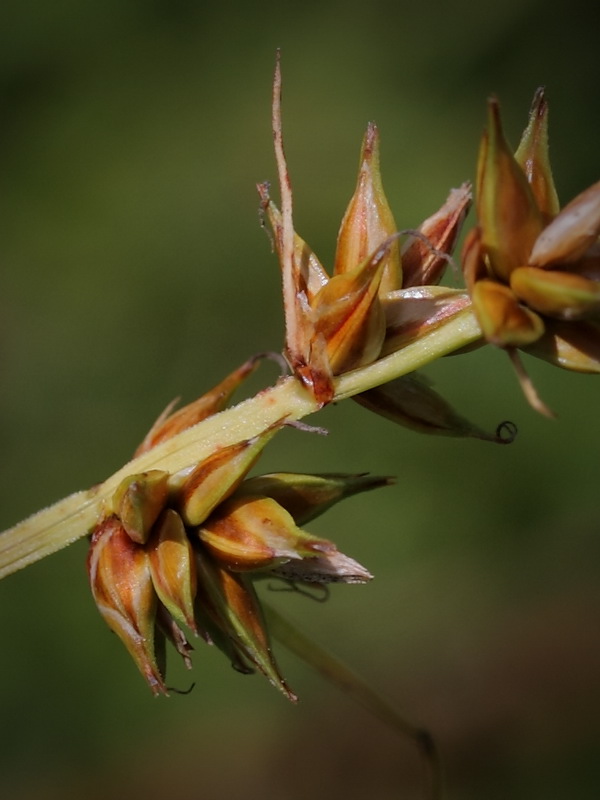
[0,309,481,579]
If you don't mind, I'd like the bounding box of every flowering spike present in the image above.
[401,183,472,288]
[263,55,475,407]
[271,55,334,404]
[463,90,600,414]
[514,87,560,221]
[173,421,283,526]
[110,470,170,544]
[195,551,296,700]
[88,517,166,695]
[334,123,401,294]
[355,373,515,442]
[148,509,198,632]
[237,472,393,525]
[135,357,259,456]
[478,97,543,281]
[199,495,336,571]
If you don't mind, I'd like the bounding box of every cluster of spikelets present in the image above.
[87,67,600,697]
[463,88,600,414]
[257,59,474,414]
[86,74,483,696]
[88,356,394,697]
[86,118,478,694]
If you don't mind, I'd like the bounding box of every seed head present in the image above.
[88,360,388,698]
[464,89,600,413]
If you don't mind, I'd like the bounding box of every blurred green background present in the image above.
[1,1,600,798]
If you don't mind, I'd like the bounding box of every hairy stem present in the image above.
[0,308,481,580]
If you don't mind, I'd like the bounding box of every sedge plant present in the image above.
[2,53,600,799]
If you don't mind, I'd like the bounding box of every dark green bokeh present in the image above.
[1,1,600,798]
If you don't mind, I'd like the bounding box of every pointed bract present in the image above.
[478,98,543,281]
[271,53,328,402]
[135,358,259,456]
[237,472,393,525]
[334,123,401,294]
[514,87,560,221]
[356,373,514,442]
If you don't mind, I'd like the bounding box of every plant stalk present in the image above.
[0,309,481,579]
